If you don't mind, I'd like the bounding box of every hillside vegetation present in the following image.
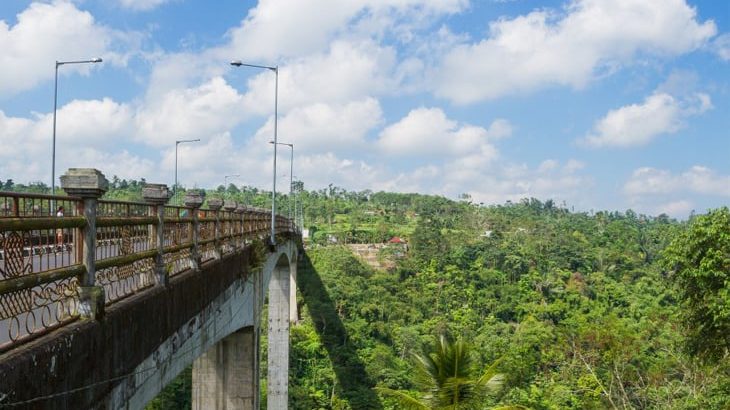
[289,192,729,409]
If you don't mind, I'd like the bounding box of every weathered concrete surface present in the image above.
[0,237,299,409]
[267,254,291,410]
[189,241,298,410]
[60,168,109,198]
[289,257,298,324]
[109,264,259,409]
[192,327,257,410]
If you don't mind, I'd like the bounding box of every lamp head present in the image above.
[91,57,103,63]
[230,60,243,67]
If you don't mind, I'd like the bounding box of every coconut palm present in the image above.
[377,335,527,410]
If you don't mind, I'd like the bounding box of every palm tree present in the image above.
[377,335,527,410]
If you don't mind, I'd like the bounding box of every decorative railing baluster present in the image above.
[222,201,236,254]
[208,199,223,259]
[142,184,170,287]
[185,190,205,270]
[235,204,245,249]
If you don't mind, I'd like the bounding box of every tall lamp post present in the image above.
[51,58,103,200]
[230,60,279,245]
[174,139,200,203]
[224,174,240,196]
[270,141,293,220]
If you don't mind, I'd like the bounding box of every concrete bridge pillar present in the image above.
[192,326,259,410]
[267,255,292,409]
[289,259,298,323]
[187,247,296,410]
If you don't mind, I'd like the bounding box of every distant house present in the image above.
[388,236,408,254]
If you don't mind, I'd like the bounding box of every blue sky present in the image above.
[0,0,728,217]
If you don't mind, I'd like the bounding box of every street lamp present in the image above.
[289,175,303,231]
[224,174,240,191]
[269,141,293,220]
[230,60,279,245]
[51,57,103,199]
[174,139,201,202]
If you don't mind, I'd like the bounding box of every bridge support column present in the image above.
[267,256,291,409]
[289,260,298,323]
[192,326,259,410]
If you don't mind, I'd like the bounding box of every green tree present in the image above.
[664,207,730,361]
[377,335,525,410]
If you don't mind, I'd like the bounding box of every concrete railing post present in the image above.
[60,168,108,320]
[207,199,223,259]
[223,200,237,251]
[143,184,170,287]
[184,190,205,270]
[235,204,245,249]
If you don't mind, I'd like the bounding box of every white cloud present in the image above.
[295,152,388,191]
[117,0,173,11]
[239,40,398,116]
[484,118,513,139]
[384,158,591,205]
[377,107,510,158]
[466,160,590,204]
[135,77,244,147]
[0,111,40,159]
[222,1,362,61]
[54,98,134,144]
[564,159,585,173]
[260,98,384,154]
[219,0,467,61]
[69,149,157,181]
[655,200,693,217]
[581,92,711,148]
[0,98,133,151]
[0,1,133,96]
[0,102,150,184]
[713,33,730,61]
[435,0,716,103]
[538,159,559,172]
[622,165,730,217]
[144,0,464,109]
[624,166,730,197]
[159,133,252,188]
[144,52,228,101]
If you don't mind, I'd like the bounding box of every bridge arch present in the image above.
[108,240,299,409]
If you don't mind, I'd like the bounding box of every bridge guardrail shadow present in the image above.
[296,253,384,409]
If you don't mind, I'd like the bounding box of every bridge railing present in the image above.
[0,191,85,353]
[0,172,298,353]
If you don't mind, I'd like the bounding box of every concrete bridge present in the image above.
[0,168,301,409]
